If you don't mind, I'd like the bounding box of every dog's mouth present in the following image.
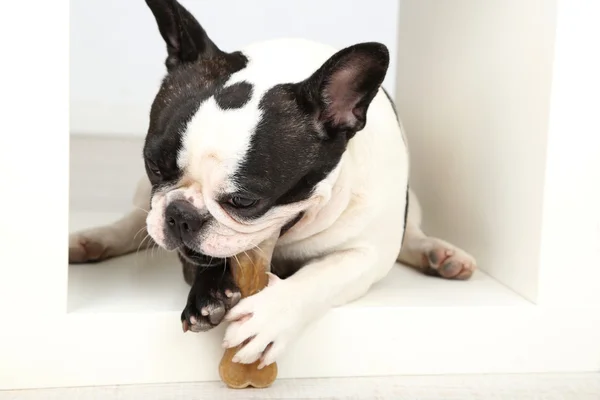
[178,246,221,266]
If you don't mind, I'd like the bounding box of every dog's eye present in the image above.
[228,196,258,208]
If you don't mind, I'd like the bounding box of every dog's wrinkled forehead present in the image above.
[176,78,259,192]
[178,78,337,202]
[143,53,249,182]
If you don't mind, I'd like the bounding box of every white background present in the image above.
[69,0,399,136]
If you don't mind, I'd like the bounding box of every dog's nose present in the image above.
[165,200,204,242]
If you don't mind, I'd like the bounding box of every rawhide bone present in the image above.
[218,237,278,389]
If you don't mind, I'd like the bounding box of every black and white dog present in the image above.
[70,0,476,369]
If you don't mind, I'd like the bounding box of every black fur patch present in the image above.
[228,43,389,220]
[143,53,249,192]
[229,84,348,220]
[214,81,253,110]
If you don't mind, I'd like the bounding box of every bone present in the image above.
[218,236,279,389]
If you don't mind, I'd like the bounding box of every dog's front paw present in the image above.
[182,278,241,333]
[422,239,477,280]
[222,274,303,368]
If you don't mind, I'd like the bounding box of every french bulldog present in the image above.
[69,0,477,369]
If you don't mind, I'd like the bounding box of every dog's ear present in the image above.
[297,42,389,139]
[145,0,221,71]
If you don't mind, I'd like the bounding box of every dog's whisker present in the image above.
[198,263,209,274]
[136,234,151,256]
[220,258,227,281]
[133,234,149,268]
[133,226,147,241]
[243,249,257,271]
[249,242,273,272]
[248,242,267,259]
[255,245,267,258]
[165,245,179,253]
[151,241,158,259]
[233,254,244,282]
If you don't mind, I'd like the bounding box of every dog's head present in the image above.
[142,0,389,262]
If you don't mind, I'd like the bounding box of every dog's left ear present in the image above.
[145,0,221,71]
[297,42,389,139]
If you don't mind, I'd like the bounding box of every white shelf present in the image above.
[0,210,587,390]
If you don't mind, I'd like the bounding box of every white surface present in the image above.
[2,302,600,390]
[4,373,600,400]
[395,0,557,302]
[68,211,528,313]
[69,0,400,136]
[537,0,600,306]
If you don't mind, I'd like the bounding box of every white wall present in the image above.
[395,0,557,302]
[70,0,399,136]
[538,0,600,306]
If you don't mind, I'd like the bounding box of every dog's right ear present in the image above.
[145,0,221,71]
[296,42,389,139]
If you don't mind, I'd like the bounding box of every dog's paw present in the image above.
[222,274,302,368]
[182,281,241,333]
[421,239,477,280]
[69,231,110,263]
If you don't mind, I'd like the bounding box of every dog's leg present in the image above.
[222,246,389,367]
[69,177,153,263]
[179,255,241,332]
[397,189,476,279]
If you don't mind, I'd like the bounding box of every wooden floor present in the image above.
[3,374,600,400]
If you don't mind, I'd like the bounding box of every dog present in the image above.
[69,0,477,369]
